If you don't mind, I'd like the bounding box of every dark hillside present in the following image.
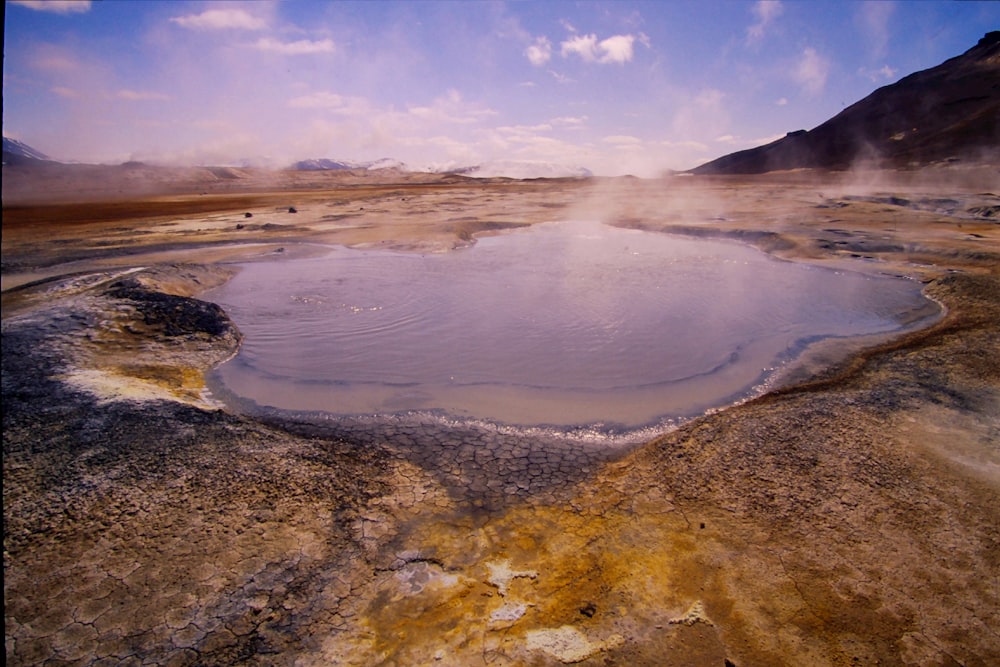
[691,32,1000,174]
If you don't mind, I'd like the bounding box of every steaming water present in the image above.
[205,220,935,430]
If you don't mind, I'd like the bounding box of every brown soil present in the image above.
[3,167,999,666]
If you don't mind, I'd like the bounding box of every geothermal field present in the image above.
[3,19,1000,665]
[3,163,999,665]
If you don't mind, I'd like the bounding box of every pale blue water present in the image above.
[204,220,936,428]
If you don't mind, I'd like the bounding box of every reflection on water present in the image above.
[205,220,936,429]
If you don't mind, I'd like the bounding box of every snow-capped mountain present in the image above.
[290,157,407,171]
[4,140,592,180]
[2,137,51,163]
[291,158,359,171]
[291,156,591,179]
[365,158,408,171]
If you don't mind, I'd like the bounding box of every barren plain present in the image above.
[3,165,1000,666]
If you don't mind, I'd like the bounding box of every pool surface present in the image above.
[205,220,936,428]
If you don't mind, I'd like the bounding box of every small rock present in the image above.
[669,600,712,626]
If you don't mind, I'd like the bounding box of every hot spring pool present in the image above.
[204,220,937,429]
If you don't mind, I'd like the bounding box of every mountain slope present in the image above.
[2,137,51,164]
[690,31,1000,175]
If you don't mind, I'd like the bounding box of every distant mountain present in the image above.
[446,160,593,179]
[366,158,408,171]
[2,137,51,164]
[292,158,361,171]
[690,31,1000,175]
[290,157,407,171]
[291,157,592,179]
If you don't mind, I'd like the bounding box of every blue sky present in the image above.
[3,0,997,175]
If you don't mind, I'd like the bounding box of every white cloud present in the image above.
[548,70,574,84]
[408,105,486,124]
[715,132,783,147]
[499,123,554,134]
[776,97,788,106]
[598,35,637,65]
[671,88,730,142]
[117,89,171,102]
[288,92,345,109]
[746,1,783,46]
[755,132,785,145]
[793,47,830,94]
[253,37,335,55]
[525,36,552,66]
[859,64,897,82]
[406,90,497,125]
[603,135,642,146]
[506,134,593,162]
[561,33,637,64]
[11,1,90,14]
[287,92,373,119]
[552,115,588,128]
[660,139,709,151]
[561,34,599,61]
[170,8,267,31]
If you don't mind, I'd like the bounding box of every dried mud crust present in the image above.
[603,272,1000,665]
[3,176,1000,665]
[2,267,398,665]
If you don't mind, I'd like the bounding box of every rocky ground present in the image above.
[3,168,999,665]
